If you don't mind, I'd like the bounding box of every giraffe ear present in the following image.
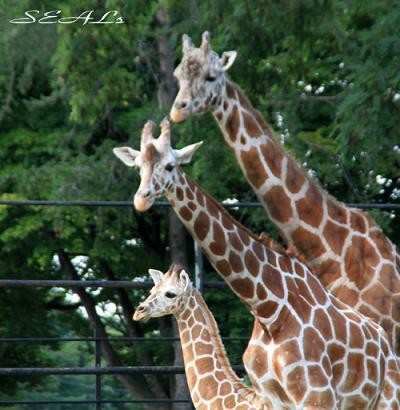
[174,141,203,165]
[148,269,164,285]
[113,147,140,167]
[179,270,190,291]
[220,51,237,72]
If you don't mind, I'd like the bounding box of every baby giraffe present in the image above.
[133,264,266,410]
[115,120,400,409]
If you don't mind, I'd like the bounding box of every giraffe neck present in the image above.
[176,288,256,407]
[212,79,344,269]
[166,168,296,329]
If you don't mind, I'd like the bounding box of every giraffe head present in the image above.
[133,264,192,321]
[113,119,203,212]
[170,31,237,123]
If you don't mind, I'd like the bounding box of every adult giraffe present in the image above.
[114,119,400,409]
[170,31,400,354]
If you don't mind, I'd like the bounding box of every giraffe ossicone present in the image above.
[171,31,400,356]
[134,264,265,410]
[114,120,400,408]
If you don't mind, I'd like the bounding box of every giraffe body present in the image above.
[134,265,265,410]
[170,32,400,355]
[114,120,400,408]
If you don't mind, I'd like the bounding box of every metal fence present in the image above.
[0,199,398,408]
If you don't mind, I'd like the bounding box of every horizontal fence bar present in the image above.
[0,336,248,343]
[0,399,191,405]
[0,365,245,376]
[0,279,227,288]
[0,199,398,210]
[0,279,150,288]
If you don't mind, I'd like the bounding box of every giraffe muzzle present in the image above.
[133,305,149,321]
[133,194,154,212]
[170,105,190,123]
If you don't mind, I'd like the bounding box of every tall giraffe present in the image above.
[169,31,400,354]
[114,119,400,408]
[134,264,266,410]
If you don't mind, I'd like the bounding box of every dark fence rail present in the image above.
[0,199,399,209]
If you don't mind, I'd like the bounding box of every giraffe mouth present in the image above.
[170,107,190,123]
[133,309,150,322]
[133,194,154,212]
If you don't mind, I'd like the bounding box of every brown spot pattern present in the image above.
[292,227,326,260]
[315,259,342,288]
[323,220,349,255]
[243,111,262,137]
[179,206,192,221]
[286,366,307,402]
[327,198,348,224]
[260,141,283,178]
[194,211,210,241]
[228,251,244,273]
[221,214,234,230]
[286,160,306,193]
[257,283,267,299]
[226,105,239,142]
[262,265,284,298]
[257,300,279,318]
[313,309,333,340]
[264,185,293,223]
[216,260,231,277]
[231,278,254,299]
[363,283,391,315]
[350,211,366,233]
[252,241,265,261]
[228,232,243,252]
[342,353,364,392]
[334,285,359,308]
[244,250,260,277]
[198,375,218,400]
[370,230,394,260]
[303,327,325,362]
[345,235,379,290]
[308,365,328,387]
[176,187,184,201]
[209,222,227,256]
[240,147,268,189]
[296,184,323,227]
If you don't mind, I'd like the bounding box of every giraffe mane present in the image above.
[285,244,309,265]
[258,233,286,254]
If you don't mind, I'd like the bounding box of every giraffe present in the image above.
[133,263,266,410]
[113,119,400,408]
[169,31,400,355]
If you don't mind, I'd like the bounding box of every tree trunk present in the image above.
[99,260,169,400]
[57,250,170,410]
[156,4,192,410]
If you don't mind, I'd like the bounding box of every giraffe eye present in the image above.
[165,291,177,298]
[165,163,174,172]
[205,74,216,82]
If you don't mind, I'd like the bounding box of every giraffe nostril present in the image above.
[137,305,146,312]
[141,190,151,198]
[176,100,189,110]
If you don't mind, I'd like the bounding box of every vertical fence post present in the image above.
[194,241,204,294]
[94,327,102,410]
